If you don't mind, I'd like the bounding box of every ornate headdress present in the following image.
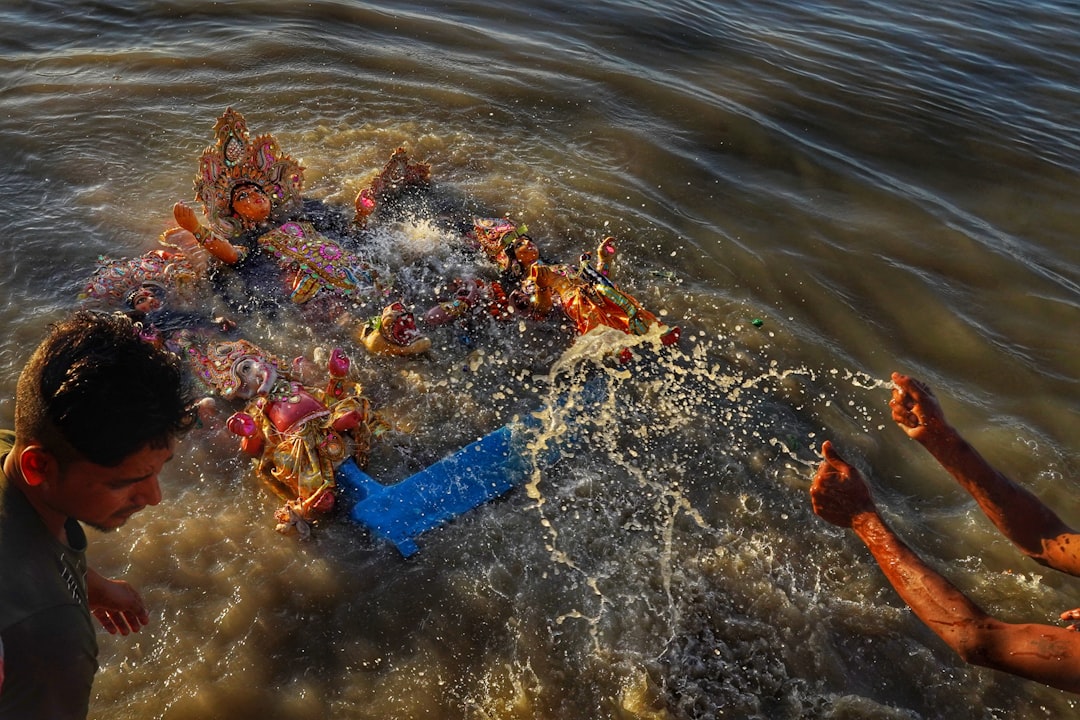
[193,107,305,238]
[79,250,202,310]
[182,337,280,399]
[470,217,529,272]
[353,147,432,226]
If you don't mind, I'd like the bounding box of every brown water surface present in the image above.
[0,1,1077,718]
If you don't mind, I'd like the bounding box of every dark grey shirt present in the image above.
[0,430,97,720]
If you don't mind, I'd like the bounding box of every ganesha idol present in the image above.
[169,107,430,337]
[183,336,389,537]
[469,217,680,346]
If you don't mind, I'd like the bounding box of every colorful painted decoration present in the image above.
[469,218,680,344]
[358,302,433,356]
[183,337,388,538]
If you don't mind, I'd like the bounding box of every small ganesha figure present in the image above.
[185,336,388,537]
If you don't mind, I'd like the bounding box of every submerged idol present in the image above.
[184,336,388,537]
[171,107,431,346]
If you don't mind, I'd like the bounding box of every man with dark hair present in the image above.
[1,311,195,719]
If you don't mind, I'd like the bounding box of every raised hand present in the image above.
[172,201,203,234]
[889,372,949,443]
[810,441,878,529]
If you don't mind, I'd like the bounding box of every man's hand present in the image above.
[889,372,949,443]
[811,441,878,529]
[86,572,149,636]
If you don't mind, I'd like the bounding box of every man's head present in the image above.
[10,311,194,530]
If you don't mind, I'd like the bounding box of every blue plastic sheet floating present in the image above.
[337,374,601,556]
[336,420,538,557]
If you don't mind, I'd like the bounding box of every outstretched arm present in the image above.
[890,372,1080,575]
[812,441,1080,693]
[172,201,246,265]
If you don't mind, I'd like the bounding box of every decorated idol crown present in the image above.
[79,250,202,310]
[193,107,305,238]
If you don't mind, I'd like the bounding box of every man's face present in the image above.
[44,440,175,532]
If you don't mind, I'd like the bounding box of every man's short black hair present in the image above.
[14,311,194,467]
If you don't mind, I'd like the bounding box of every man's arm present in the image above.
[890,372,1080,575]
[812,441,1080,694]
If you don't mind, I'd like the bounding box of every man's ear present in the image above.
[19,446,55,488]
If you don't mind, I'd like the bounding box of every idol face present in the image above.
[233,355,278,400]
[231,183,272,223]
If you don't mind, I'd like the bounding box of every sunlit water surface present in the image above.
[1,1,1078,718]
